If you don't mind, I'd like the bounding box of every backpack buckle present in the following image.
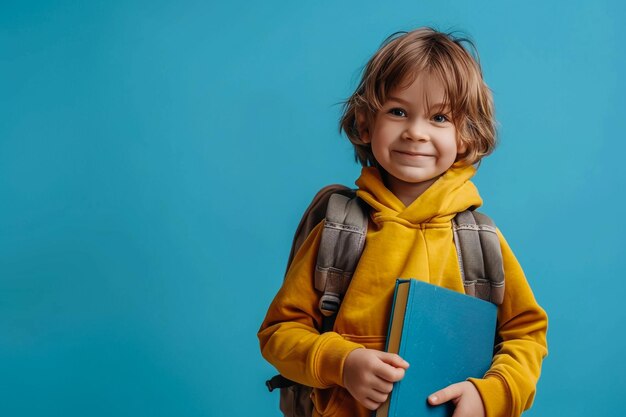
[319,294,341,316]
[266,375,295,392]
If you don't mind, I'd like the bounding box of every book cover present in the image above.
[375,279,497,417]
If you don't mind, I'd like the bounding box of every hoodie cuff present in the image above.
[313,332,365,387]
[468,374,511,417]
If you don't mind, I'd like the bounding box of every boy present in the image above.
[259,27,548,417]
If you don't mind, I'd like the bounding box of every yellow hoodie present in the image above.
[258,164,548,417]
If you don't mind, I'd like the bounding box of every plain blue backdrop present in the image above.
[1,1,625,416]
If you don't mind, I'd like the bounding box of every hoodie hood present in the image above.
[355,162,483,226]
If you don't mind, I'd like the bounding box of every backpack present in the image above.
[265,184,505,417]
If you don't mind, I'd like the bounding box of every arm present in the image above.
[467,228,549,417]
[429,228,548,417]
[257,222,365,388]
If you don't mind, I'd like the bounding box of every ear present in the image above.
[457,138,467,155]
[356,112,371,143]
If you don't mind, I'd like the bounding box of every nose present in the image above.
[402,118,429,142]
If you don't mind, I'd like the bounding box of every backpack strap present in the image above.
[265,192,368,393]
[286,185,356,274]
[452,210,505,305]
[314,193,368,331]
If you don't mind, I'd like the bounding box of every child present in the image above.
[258,27,548,417]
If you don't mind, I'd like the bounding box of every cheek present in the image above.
[438,136,460,163]
[370,140,387,162]
[370,128,394,155]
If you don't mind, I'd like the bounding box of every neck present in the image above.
[383,174,440,207]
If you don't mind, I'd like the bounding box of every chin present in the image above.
[393,173,438,185]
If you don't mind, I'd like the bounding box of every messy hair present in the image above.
[338,27,497,167]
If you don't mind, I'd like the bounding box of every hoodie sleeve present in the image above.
[258,221,365,388]
[468,228,549,417]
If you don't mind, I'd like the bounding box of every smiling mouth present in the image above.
[394,150,434,157]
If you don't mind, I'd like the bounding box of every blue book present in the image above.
[375,279,497,417]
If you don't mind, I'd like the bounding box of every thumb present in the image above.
[375,351,410,369]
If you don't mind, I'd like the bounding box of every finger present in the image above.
[371,377,394,394]
[376,351,410,369]
[374,362,406,382]
[361,398,382,411]
[366,389,389,404]
[428,382,464,406]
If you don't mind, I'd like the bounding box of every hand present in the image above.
[428,381,485,417]
[342,348,410,411]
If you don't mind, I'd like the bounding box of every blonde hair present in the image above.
[338,27,497,167]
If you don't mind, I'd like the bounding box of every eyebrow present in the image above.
[387,96,450,110]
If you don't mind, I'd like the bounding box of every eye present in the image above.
[388,108,406,117]
[432,114,449,123]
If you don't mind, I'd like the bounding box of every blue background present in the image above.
[1,1,624,416]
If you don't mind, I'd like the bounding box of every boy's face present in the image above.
[359,73,466,196]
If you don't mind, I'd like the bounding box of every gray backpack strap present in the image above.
[265,190,368,416]
[286,185,356,274]
[452,210,505,305]
[314,193,368,328]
